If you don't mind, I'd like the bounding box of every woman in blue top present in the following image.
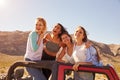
[24,17,47,80]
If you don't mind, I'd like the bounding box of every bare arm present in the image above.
[43,46,56,57]
[56,47,66,63]
[73,62,93,71]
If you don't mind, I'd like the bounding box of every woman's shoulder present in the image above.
[87,45,97,53]
[44,32,52,40]
[29,30,34,34]
[29,31,37,36]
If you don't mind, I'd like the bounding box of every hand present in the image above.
[60,42,66,48]
[43,38,48,43]
[40,32,44,39]
[57,59,65,63]
[73,63,80,71]
[36,29,44,35]
[85,41,92,48]
[37,32,44,45]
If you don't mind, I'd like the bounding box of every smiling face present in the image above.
[74,27,85,41]
[52,24,62,36]
[35,17,46,34]
[35,21,45,34]
[74,26,87,42]
[61,34,71,44]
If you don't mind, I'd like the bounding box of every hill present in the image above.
[0,30,120,77]
[0,30,120,56]
[0,31,29,55]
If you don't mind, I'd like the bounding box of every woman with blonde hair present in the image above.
[24,17,47,80]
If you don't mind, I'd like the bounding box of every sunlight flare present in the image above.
[0,0,7,8]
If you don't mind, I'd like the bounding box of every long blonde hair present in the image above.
[36,17,47,34]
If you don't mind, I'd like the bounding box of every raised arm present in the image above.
[56,47,66,63]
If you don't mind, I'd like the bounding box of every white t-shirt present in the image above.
[72,43,87,63]
[56,45,75,64]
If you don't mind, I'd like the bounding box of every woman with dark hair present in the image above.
[73,26,101,66]
[57,26,102,80]
[41,23,68,79]
[56,32,75,63]
[73,26,102,80]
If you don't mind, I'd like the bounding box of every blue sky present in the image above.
[0,0,120,44]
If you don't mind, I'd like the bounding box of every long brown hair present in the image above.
[57,23,68,38]
[92,45,101,62]
[78,26,88,42]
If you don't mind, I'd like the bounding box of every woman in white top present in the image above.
[57,26,102,80]
[56,32,75,64]
[73,26,102,80]
[24,17,47,80]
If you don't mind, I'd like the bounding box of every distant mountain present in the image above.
[0,31,29,55]
[0,30,120,62]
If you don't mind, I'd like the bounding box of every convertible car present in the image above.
[6,61,120,80]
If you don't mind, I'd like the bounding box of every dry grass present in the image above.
[0,52,24,76]
[0,52,120,79]
[110,62,120,77]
